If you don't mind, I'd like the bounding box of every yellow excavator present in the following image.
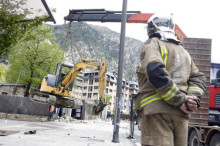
[31,59,107,114]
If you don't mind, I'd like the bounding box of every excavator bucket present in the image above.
[94,103,107,114]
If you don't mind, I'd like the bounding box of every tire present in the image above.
[189,130,201,146]
[210,132,220,146]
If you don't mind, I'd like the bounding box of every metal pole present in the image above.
[128,94,135,139]
[112,0,127,143]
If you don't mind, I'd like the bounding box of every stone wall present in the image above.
[0,95,102,120]
[0,95,49,116]
[0,83,25,96]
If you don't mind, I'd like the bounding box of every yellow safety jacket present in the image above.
[134,37,206,117]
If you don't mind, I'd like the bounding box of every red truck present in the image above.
[209,64,220,126]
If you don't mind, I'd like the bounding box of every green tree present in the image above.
[0,63,8,82]
[0,0,51,56]
[106,94,113,104]
[6,24,64,96]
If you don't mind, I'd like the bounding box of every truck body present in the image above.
[209,63,220,126]
[209,85,220,126]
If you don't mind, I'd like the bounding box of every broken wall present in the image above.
[0,95,49,116]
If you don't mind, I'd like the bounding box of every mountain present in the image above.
[49,22,143,81]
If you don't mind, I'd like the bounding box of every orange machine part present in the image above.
[127,13,187,44]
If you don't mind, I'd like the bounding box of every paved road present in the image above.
[0,118,141,146]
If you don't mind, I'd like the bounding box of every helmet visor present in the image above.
[153,17,174,30]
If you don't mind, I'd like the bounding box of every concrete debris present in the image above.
[41,118,47,122]
[53,116,77,123]
[24,130,36,135]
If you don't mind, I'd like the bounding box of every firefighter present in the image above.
[135,14,206,146]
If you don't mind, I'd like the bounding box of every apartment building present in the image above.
[72,72,84,99]
[128,81,139,97]
[81,71,139,113]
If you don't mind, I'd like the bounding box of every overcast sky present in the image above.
[45,0,220,63]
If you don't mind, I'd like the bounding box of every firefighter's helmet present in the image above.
[147,13,175,37]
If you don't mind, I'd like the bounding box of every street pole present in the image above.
[128,94,135,139]
[112,0,127,143]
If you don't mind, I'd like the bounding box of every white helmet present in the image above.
[147,13,180,43]
[147,13,174,36]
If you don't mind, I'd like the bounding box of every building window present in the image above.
[94,86,98,89]
[84,87,87,90]
[109,89,112,92]
[88,86,93,91]
[83,93,87,96]
[110,82,113,86]
[93,93,98,96]
[89,79,94,85]
[95,79,99,82]
[89,73,94,77]
[88,93,92,98]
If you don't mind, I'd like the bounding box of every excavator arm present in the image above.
[55,59,100,95]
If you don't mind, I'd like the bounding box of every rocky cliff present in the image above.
[49,22,143,81]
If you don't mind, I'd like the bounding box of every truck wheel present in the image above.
[210,132,220,146]
[189,130,201,146]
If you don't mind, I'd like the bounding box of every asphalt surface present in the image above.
[0,118,141,146]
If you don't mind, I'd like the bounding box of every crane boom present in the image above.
[64,9,186,43]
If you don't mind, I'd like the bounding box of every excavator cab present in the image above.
[54,62,75,91]
[39,62,75,98]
